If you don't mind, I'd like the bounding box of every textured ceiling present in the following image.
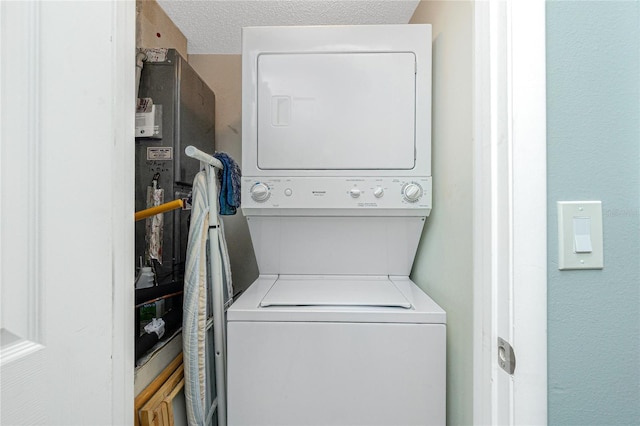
[157,0,420,54]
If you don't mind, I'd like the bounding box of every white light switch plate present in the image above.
[557,201,603,270]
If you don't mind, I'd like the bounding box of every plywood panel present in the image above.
[136,0,187,58]
[135,353,183,426]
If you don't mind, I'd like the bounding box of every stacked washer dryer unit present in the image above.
[227,25,446,426]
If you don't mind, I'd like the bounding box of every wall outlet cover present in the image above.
[557,201,603,270]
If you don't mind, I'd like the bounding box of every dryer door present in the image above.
[257,52,416,170]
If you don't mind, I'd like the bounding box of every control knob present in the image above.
[250,183,271,202]
[403,183,423,203]
[349,188,361,198]
[373,186,384,198]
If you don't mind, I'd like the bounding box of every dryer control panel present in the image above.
[242,177,432,215]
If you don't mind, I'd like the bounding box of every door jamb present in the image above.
[473,1,548,424]
[110,0,136,423]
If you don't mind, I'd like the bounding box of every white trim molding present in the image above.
[109,0,136,423]
[0,0,45,365]
[473,1,548,424]
[472,1,493,423]
[510,1,548,423]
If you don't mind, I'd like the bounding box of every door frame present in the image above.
[111,0,136,423]
[473,1,548,424]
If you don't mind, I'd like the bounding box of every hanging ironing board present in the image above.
[183,145,231,426]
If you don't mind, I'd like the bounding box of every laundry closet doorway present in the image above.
[0,1,547,425]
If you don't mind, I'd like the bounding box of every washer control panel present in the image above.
[242,177,432,210]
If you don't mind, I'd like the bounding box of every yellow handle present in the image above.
[135,199,184,222]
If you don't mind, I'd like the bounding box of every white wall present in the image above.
[410,2,474,425]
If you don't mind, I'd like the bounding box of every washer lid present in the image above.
[260,276,411,309]
[228,275,446,324]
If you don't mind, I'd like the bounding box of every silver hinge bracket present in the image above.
[498,337,516,375]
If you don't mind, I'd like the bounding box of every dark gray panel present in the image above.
[135,49,215,284]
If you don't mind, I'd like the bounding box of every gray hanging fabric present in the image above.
[145,173,164,265]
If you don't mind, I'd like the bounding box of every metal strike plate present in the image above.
[498,337,516,375]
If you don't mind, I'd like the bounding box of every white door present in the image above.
[0,1,135,424]
[473,1,547,425]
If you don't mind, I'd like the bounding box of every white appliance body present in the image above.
[229,25,445,426]
[242,25,432,180]
[228,276,445,426]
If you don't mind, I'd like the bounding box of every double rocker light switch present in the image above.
[557,201,603,270]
